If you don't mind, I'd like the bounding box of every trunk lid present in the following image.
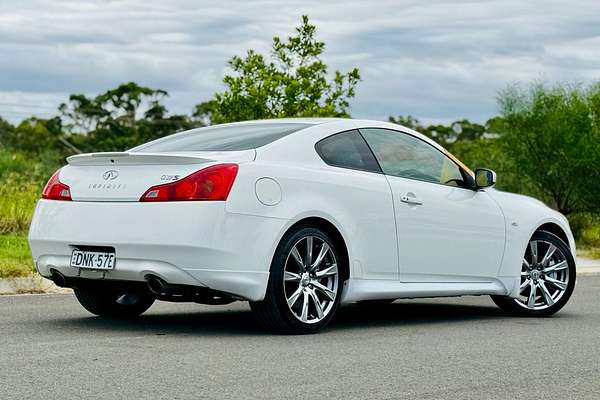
[61,150,254,202]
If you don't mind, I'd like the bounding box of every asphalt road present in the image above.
[1,277,599,400]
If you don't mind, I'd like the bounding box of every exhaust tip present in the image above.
[145,275,167,295]
[50,270,67,287]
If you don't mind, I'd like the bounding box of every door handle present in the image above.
[400,194,423,205]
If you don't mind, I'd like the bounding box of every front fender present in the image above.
[488,189,575,297]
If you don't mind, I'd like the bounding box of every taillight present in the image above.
[42,169,72,201]
[140,163,239,202]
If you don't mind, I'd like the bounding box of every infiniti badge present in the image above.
[103,170,119,180]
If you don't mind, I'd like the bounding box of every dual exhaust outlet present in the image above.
[49,270,172,296]
[48,270,234,305]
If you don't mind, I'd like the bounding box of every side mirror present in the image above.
[475,168,496,189]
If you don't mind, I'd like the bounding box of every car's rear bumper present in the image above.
[28,199,287,301]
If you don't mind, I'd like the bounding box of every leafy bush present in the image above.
[497,83,600,215]
[0,234,34,277]
[569,213,600,246]
[0,150,63,235]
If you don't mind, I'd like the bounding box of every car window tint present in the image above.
[360,128,465,186]
[130,123,312,152]
[315,130,381,173]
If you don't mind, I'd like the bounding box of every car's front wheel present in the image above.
[491,230,576,316]
[74,287,155,317]
[251,225,343,334]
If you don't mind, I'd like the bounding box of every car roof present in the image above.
[250,118,473,175]
[209,118,340,126]
[214,118,443,151]
[159,118,449,159]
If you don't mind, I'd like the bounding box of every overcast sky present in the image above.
[1,0,599,125]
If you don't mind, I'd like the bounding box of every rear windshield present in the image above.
[130,123,312,152]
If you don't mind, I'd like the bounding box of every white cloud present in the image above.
[1,0,600,125]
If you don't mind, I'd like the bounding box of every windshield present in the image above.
[130,123,312,152]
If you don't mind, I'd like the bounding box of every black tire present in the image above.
[491,230,576,317]
[250,225,344,334]
[74,287,155,317]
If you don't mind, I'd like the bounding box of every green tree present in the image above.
[60,82,198,151]
[196,15,360,124]
[450,135,535,195]
[0,117,15,149]
[388,115,487,148]
[59,82,169,133]
[0,117,63,154]
[497,82,600,215]
[387,115,536,194]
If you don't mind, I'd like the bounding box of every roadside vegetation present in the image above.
[0,234,32,278]
[1,16,599,278]
[0,151,58,276]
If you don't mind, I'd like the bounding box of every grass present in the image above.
[0,150,56,235]
[0,185,38,278]
[0,185,39,234]
[0,234,35,278]
[578,246,600,260]
[0,177,39,278]
[0,150,59,278]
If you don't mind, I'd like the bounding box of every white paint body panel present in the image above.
[387,175,505,282]
[28,118,576,303]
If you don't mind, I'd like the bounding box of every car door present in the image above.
[314,129,399,280]
[360,128,505,283]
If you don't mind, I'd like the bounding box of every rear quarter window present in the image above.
[315,130,381,174]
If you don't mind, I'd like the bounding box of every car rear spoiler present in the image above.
[66,152,213,166]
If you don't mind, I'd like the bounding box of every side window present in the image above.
[315,130,381,173]
[360,128,466,187]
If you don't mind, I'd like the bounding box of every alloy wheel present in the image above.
[283,235,339,324]
[515,239,570,310]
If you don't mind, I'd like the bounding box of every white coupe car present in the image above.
[28,118,576,333]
